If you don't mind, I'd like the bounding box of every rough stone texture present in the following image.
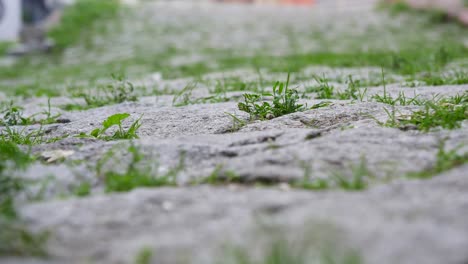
[5,165,468,264]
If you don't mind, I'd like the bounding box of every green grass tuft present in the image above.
[135,247,153,264]
[238,74,305,120]
[79,113,142,141]
[0,126,65,146]
[1,99,61,126]
[408,142,468,179]
[222,225,363,264]
[64,74,138,111]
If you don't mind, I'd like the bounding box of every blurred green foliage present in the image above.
[48,0,120,51]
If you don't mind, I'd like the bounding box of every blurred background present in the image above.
[0,0,467,98]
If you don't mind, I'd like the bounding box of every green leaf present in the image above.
[102,113,130,130]
[278,82,284,95]
[90,128,101,137]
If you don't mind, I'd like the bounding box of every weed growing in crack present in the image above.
[0,126,65,146]
[225,112,248,132]
[0,102,30,126]
[373,90,424,106]
[97,144,184,193]
[34,99,62,125]
[238,74,305,120]
[336,75,363,100]
[79,113,142,141]
[72,181,91,197]
[308,75,367,101]
[198,165,242,185]
[292,158,374,192]
[0,142,48,257]
[210,76,261,94]
[331,158,374,191]
[1,99,61,126]
[64,74,138,110]
[371,68,411,106]
[408,142,467,179]
[378,106,400,128]
[415,71,468,86]
[135,247,153,264]
[380,92,467,131]
[406,100,467,131]
[221,224,363,264]
[172,82,229,107]
[292,161,329,190]
[310,75,335,99]
[172,82,199,107]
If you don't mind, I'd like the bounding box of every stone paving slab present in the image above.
[1,1,468,264]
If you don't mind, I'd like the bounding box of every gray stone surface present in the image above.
[1,0,468,264]
[9,165,468,264]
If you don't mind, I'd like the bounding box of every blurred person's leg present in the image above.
[9,0,55,55]
[22,0,51,25]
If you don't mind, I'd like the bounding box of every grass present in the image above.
[331,158,374,191]
[404,71,468,87]
[0,99,61,126]
[210,76,263,94]
[198,165,243,185]
[310,75,368,101]
[98,144,184,193]
[293,158,373,192]
[238,74,305,120]
[0,220,49,257]
[135,247,153,264]
[0,102,31,126]
[382,0,454,24]
[0,42,13,55]
[372,70,424,106]
[0,142,32,218]
[291,162,329,191]
[0,142,48,257]
[224,112,248,133]
[221,225,362,264]
[48,0,121,51]
[373,90,424,106]
[335,76,366,101]
[408,142,468,179]
[0,0,467,98]
[79,113,142,141]
[163,44,468,79]
[0,126,65,146]
[172,82,229,107]
[381,92,468,131]
[224,240,362,264]
[63,74,138,111]
[1,36,467,99]
[310,75,335,99]
[73,181,91,197]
